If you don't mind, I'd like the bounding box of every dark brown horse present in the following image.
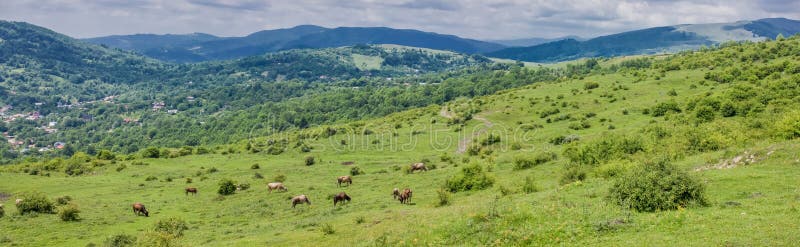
[132,202,149,217]
[185,187,198,196]
[409,163,428,173]
[398,188,413,204]
[333,192,351,207]
[337,176,352,187]
[291,195,311,208]
[392,188,400,200]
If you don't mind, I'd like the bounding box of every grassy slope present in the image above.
[2,40,800,246]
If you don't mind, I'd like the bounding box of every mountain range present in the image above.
[487,18,800,62]
[84,25,504,63]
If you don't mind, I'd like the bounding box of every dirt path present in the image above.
[439,106,495,154]
[456,113,494,154]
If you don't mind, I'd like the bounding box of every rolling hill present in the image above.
[487,18,800,62]
[1,35,799,246]
[84,25,506,63]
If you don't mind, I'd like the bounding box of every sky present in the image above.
[1,0,799,40]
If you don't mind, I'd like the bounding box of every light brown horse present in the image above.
[398,188,413,204]
[267,182,288,193]
[333,192,351,207]
[337,176,352,187]
[392,188,400,200]
[132,202,149,217]
[409,163,428,173]
[185,187,198,196]
[291,195,311,208]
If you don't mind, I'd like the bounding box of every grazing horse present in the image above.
[185,187,198,196]
[291,195,311,208]
[398,188,413,204]
[392,188,400,200]
[15,199,23,206]
[267,182,288,193]
[409,163,428,173]
[333,192,351,207]
[132,202,149,217]
[337,176,352,187]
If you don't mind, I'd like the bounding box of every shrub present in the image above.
[145,176,158,181]
[218,179,237,195]
[513,151,557,170]
[776,111,800,139]
[650,101,681,117]
[253,173,264,179]
[96,150,116,160]
[667,89,678,96]
[185,178,193,184]
[273,174,287,182]
[694,106,716,123]
[104,234,136,247]
[480,134,501,146]
[568,121,591,130]
[250,164,260,169]
[115,164,126,172]
[16,192,55,215]
[320,223,335,235]
[584,81,600,90]
[609,160,707,212]
[237,183,251,191]
[0,205,4,218]
[207,167,219,173]
[56,195,72,205]
[355,216,366,224]
[445,163,495,192]
[141,147,160,158]
[58,204,80,222]
[153,217,189,237]
[563,134,644,166]
[131,161,149,166]
[549,135,580,145]
[522,176,539,193]
[559,166,587,185]
[64,162,90,176]
[305,156,316,166]
[436,188,452,206]
[350,166,365,176]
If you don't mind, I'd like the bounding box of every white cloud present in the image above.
[0,0,798,39]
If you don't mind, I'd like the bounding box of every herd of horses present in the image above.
[130,162,428,216]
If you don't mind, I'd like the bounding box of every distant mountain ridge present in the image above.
[85,25,505,63]
[488,35,584,47]
[487,18,800,62]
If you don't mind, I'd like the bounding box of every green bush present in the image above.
[350,166,365,176]
[237,183,251,191]
[776,111,800,139]
[273,174,287,182]
[96,150,116,160]
[513,151,557,170]
[115,164,127,172]
[16,192,55,215]
[305,156,316,166]
[0,205,4,218]
[64,162,90,176]
[55,195,72,205]
[141,147,160,158]
[559,166,587,185]
[250,164,260,169]
[480,134,501,146]
[145,176,158,181]
[153,217,189,237]
[563,134,644,166]
[609,160,707,212]
[104,234,136,247]
[584,81,600,90]
[445,163,495,192]
[650,101,681,117]
[253,173,264,179]
[58,204,80,222]
[218,179,237,195]
[436,188,452,206]
[320,223,335,235]
[521,175,539,194]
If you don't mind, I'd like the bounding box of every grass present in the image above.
[2,39,800,246]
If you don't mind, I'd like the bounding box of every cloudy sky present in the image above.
[1,0,799,40]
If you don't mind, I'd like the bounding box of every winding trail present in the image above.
[440,106,494,154]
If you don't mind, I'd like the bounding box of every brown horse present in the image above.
[185,187,198,196]
[333,192,351,207]
[267,182,288,193]
[392,188,400,200]
[337,176,352,187]
[398,188,413,204]
[291,195,311,208]
[409,163,428,173]
[132,202,149,217]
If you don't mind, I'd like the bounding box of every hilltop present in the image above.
[1,35,799,246]
[84,25,505,63]
[487,18,800,62]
